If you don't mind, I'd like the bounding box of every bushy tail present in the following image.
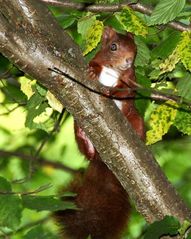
[54,159,130,239]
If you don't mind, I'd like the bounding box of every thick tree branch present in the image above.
[0,0,191,224]
[41,0,191,32]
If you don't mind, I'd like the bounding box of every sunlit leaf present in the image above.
[83,20,104,55]
[19,76,36,99]
[46,90,63,113]
[149,0,186,25]
[146,101,178,145]
[77,15,97,37]
[159,31,191,74]
[115,6,148,37]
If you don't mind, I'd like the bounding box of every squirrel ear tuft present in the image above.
[126,32,134,39]
[102,27,116,45]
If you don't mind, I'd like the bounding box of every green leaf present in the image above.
[23,225,58,239]
[152,32,181,59]
[146,101,178,145]
[115,6,148,37]
[178,220,191,237]
[135,72,151,116]
[83,20,104,55]
[149,0,186,25]
[77,15,97,37]
[178,31,191,71]
[0,177,22,229]
[25,91,54,132]
[175,107,191,135]
[60,15,76,29]
[2,82,27,104]
[144,216,180,239]
[22,195,77,212]
[159,31,191,74]
[135,37,150,66]
[176,72,191,101]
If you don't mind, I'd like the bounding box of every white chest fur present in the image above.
[99,66,119,87]
[98,66,123,110]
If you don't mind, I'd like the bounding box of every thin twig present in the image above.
[0,102,26,116]
[0,183,52,195]
[0,149,79,174]
[41,0,191,32]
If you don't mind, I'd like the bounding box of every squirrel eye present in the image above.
[110,43,118,51]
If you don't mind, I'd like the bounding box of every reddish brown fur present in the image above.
[54,27,145,239]
[55,159,130,239]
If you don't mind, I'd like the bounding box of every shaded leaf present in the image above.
[135,37,150,66]
[175,107,191,135]
[0,177,22,229]
[144,216,180,239]
[23,225,58,239]
[176,72,191,101]
[152,32,181,59]
[22,195,77,212]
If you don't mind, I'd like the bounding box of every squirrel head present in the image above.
[94,27,137,71]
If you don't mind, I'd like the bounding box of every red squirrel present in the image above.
[54,27,145,239]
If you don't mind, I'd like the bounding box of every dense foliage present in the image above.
[0,0,191,238]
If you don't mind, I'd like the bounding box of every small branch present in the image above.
[41,0,191,32]
[26,108,67,180]
[0,149,79,174]
[0,102,26,116]
[0,183,52,195]
[34,108,66,159]
[50,67,191,108]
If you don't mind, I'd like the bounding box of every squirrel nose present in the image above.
[125,58,133,68]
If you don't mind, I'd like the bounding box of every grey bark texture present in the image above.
[0,0,190,224]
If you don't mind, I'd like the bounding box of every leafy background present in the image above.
[0,0,191,238]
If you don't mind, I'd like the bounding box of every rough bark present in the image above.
[0,0,191,224]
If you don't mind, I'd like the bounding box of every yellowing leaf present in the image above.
[83,20,104,55]
[177,31,191,71]
[19,76,36,99]
[115,6,148,37]
[159,49,180,74]
[146,101,178,145]
[175,108,191,135]
[46,90,63,113]
[159,31,191,74]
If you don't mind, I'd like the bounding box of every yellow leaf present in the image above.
[159,31,191,74]
[19,76,36,99]
[178,31,191,71]
[115,6,148,37]
[146,101,178,145]
[46,90,63,113]
[83,20,104,55]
